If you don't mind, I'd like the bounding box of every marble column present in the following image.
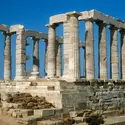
[63,21,70,78]
[44,39,48,76]
[4,33,11,80]
[84,47,86,77]
[56,43,62,77]
[66,12,81,80]
[30,38,40,79]
[85,20,94,79]
[110,26,119,80]
[121,30,125,79]
[46,24,56,77]
[97,22,108,79]
[15,27,26,80]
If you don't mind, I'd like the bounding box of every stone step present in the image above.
[73,117,84,124]
[17,115,42,125]
[7,109,34,118]
[34,108,62,119]
[37,120,63,125]
[103,110,124,117]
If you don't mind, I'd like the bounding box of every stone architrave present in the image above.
[4,33,11,80]
[46,24,57,78]
[97,21,108,79]
[110,26,119,80]
[56,43,62,77]
[85,20,94,79]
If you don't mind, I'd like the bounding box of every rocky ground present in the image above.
[5,93,54,109]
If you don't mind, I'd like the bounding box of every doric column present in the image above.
[4,33,11,80]
[63,21,70,78]
[121,30,125,79]
[84,47,86,77]
[46,24,57,78]
[85,20,94,79]
[15,26,26,80]
[44,40,48,76]
[97,21,108,79]
[65,12,81,81]
[110,26,119,80]
[56,43,62,77]
[30,38,40,79]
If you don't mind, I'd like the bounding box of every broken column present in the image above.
[4,33,11,80]
[56,42,62,77]
[46,24,57,78]
[15,26,26,80]
[110,26,119,80]
[121,30,125,79]
[97,21,108,79]
[30,38,40,79]
[85,20,94,79]
[65,12,81,80]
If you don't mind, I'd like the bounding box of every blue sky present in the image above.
[0,0,125,79]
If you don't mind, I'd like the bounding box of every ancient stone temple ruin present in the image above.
[1,10,125,125]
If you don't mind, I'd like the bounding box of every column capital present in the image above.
[66,11,81,18]
[46,23,58,29]
[42,39,48,42]
[96,21,107,26]
[3,32,12,36]
[119,28,125,33]
[32,37,40,41]
[108,25,118,30]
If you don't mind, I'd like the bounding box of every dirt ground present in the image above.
[0,115,18,125]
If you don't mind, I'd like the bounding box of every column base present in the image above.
[14,76,25,81]
[29,72,40,80]
[62,75,77,82]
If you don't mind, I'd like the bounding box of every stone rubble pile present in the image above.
[6,93,55,109]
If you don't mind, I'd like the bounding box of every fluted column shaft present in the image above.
[47,24,56,77]
[85,20,94,79]
[29,38,40,80]
[33,38,39,73]
[56,43,62,77]
[45,40,48,76]
[67,13,80,80]
[63,22,69,77]
[4,33,11,80]
[15,28,26,80]
[97,22,108,79]
[110,26,119,79]
[121,30,125,79]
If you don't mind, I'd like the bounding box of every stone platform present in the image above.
[1,78,125,114]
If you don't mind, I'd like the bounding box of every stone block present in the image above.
[50,14,67,24]
[34,108,61,118]
[7,109,14,116]
[0,24,8,32]
[21,109,34,117]
[73,117,84,124]
[69,111,77,117]
[10,24,24,33]
[37,120,63,125]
